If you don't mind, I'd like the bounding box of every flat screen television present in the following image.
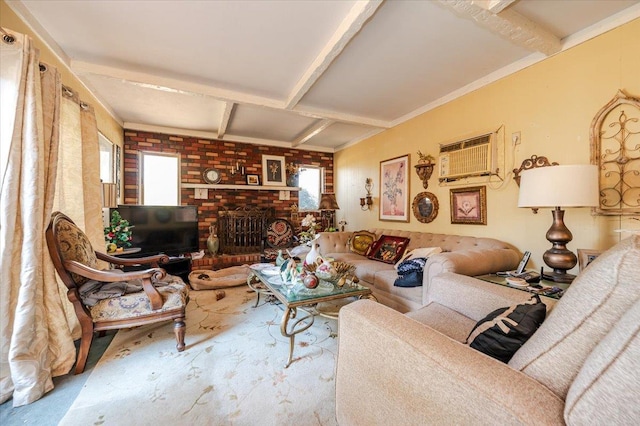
[115,205,199,258]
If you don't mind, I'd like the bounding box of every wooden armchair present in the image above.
[45,211,189,374]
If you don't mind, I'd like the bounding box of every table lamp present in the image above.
[319,193,340,230]
[517,164,599,283]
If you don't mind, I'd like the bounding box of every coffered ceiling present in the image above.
[8,0,640,152]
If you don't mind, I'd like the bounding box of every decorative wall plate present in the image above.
[412,192,439,223]
[203,168,222,184]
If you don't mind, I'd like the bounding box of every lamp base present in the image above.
[542,270,576,284]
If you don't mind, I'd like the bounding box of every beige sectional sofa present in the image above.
[335,235,640,425]
[316,228,520,312]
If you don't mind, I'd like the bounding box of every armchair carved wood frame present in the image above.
[46,212,189,374]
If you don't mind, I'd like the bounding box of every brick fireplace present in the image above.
[123,130,333,253]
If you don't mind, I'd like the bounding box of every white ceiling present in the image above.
[9,0,640,152]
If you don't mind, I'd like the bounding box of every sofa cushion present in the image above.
[374,270,423,304]
[367,235,410,264]
[406,302,477,342]
[509,235,640,399]
[466,295,546,363]
[351,259,393,285]
[564,298,639,424]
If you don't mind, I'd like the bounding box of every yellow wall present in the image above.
[1,1,123,153]
[335,18,640,274]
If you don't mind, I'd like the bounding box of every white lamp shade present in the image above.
[518,165,599,208]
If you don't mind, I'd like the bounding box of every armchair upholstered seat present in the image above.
[46,212,189,374]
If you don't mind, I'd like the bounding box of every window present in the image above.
[99,133,114,183]
[140,152,180,205]
[298,165,323,211]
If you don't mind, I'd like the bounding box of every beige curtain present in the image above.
[0,28,103,407]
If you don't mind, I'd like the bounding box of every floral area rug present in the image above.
[59,285,340,425]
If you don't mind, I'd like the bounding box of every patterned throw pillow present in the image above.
[466,295,546,363]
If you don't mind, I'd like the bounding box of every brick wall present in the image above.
[123,130,333,251]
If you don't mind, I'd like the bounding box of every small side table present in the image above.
[475,273,570,299]
[109,247,141,256]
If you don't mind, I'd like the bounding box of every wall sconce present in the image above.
[360,178,373,210]
[229,149,245,176]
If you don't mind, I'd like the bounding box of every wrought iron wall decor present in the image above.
[590,90,640,216]
[513,155,559,187]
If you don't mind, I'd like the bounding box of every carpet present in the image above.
[59,286,340,425]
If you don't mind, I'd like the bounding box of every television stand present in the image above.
[122,255,192,284]
[163,256,192,284]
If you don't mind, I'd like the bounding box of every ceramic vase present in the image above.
[305,240,320,265]
[207,225,219,256]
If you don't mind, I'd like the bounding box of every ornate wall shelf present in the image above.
[182,183,299,191]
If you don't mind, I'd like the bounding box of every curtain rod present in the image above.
[1,26,16,44]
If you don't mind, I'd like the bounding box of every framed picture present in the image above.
[577,249,602,271]
[380,154,410,222]
[412,192,439,223]
[262,155,286,186]
[450,186,487,225]
[246,174,260,186]
[367,235,410,264]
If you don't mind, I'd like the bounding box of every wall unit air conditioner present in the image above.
[438,132,497,181]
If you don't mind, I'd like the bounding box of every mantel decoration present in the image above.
[262,155,286,186]
[589,89,640,216]
[104,210,133,252]
[286,162,300,187]
[380,154,410,222]
[414,151,435,189]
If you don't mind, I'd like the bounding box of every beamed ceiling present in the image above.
[8,0,640,151]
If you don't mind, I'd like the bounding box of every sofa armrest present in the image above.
[425,272,557,322]
[316,231,352,255]
[422,248,519,296]
[336,300,565,425]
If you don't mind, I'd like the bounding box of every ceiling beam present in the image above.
[293,119,335,147]
[471,0,516,14]
[71,60,390,129]
[71,60,283,109]
[437,0,562,56]
[217,102,234,139]
[284,0,383,109]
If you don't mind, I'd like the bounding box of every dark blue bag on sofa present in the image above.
[394,257,427,287]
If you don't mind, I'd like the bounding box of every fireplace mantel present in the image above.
[182,183,299,191]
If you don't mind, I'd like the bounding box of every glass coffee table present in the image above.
[247,263,374,368]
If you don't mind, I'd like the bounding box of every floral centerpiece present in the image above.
[298,213,320,244]
[104,210,133,252]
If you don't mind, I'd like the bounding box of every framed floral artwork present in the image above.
[450,186,487,225]
[380,154,410,222]
[262,155,286,186]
